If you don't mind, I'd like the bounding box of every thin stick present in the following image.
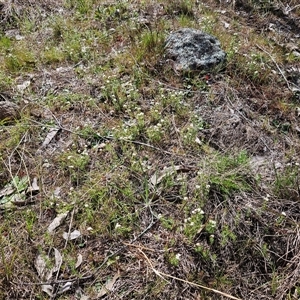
[120,138,174,155]
[28,116,174,156]
[122,242,157,252]
[64,207,75,249]
[139,249,242,300]
[256,44,292,92]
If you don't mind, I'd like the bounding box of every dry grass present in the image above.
[0,0,300,299]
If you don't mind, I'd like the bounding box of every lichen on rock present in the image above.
[164,28,226,73]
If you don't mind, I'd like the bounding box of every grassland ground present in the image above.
[0,0,300,299]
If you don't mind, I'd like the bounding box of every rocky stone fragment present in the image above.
[0,100,19,121]
[164,28,226,73]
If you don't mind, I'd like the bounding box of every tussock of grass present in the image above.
[0,0,300,299]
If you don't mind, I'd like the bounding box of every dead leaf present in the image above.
[53,248,62,273]
[150,166,183,186]
[97,270,120,297]
[0,185,15,198]
[26,177,39,194]
[57,282,72,294]
[35,249,65,297]
[195,137,202,145]
[63,229,81,241]
[41,284,54,297]
[47,211,69,233]
[42,127,60,148]
[35,254,53,281]
[35,255,47,279]
[75,254,83,269]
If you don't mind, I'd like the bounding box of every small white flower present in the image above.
[281,212,286,216]
[196,208,204,214]
[209,220,216,227]
[175,253,181,260]
[115,223,121,229]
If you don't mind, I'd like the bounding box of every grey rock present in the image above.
[164,28,226,73]
[0,100,19,121]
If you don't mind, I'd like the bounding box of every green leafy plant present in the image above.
[160,216,175,230]
[0,176,29,209]
[184,207,205,240]
[220,225,236,246]
[57,151,90,185]
[166,252,181,267]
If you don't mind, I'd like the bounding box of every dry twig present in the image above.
[256,44,292,92]
[138,249,242,300]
